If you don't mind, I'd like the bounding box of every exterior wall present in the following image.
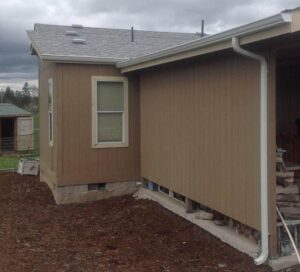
[139,54,263,230]
[55,63,140,186]
[38,61,57,185]
[16,117,34,151]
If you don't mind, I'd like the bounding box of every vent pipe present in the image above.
[201,20,205,37]
[131,26,134,42]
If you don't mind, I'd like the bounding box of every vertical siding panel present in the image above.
[39,61,56,181]
[140,54,261,230]
[57,64,140,185]
[231,57,238,219]
[56,64,63,177]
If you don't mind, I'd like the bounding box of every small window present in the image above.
[91,76,128,148]
[48,78,53,146]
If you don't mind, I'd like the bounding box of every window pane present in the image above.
[48,82,53,109]
[97,82,124,111]
[98,113,122,142]
[49,112,53,141]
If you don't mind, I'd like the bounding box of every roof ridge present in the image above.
[33,23,198,36]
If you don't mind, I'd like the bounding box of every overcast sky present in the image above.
[0,0,299,90]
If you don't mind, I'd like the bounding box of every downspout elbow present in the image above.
[232,37,269,265]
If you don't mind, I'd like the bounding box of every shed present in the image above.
[0,103,34,152]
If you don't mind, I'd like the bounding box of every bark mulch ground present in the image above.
[0,172,298,272]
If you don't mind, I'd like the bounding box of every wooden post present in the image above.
[185,197,194,213]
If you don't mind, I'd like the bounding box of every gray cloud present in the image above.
[0,0,299,89]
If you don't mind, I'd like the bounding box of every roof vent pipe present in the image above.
[232,36,269,266]
[131,26,134,42]
[201,20,205,37]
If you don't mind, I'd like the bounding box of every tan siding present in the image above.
[140,55,262,229]
[56,64,140,186]
[38,61,57,183]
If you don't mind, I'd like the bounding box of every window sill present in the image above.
[92,142,129,149]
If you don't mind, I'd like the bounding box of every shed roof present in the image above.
[0,104,32,117]
[27,24,200,63]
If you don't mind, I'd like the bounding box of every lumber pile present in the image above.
[277,193,300,220]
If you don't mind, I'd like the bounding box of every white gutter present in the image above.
[232,37,269,265]
[117,11,291,69]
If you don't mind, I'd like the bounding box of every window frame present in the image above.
[48,78,54,147]
[91,76,129,148]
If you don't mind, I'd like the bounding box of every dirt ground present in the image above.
[0,172,298,272]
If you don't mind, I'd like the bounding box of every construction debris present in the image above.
[17,158,39,176]
[194,210,213,220]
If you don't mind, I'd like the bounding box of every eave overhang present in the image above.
[117,9,300,73]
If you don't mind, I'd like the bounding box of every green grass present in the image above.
[0,114,40,170]
[0,156,19,170]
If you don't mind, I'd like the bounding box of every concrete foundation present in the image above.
[43,178,139,204]
[268,255,299,271]
[135,187,259,259]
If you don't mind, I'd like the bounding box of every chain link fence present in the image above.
[0,129,39,171]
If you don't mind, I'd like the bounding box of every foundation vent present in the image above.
[88,183,107,191]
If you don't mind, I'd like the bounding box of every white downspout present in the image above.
[232,37,269,265]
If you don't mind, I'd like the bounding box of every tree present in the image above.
[20,82,32,108]
[30,84,38,97]
[4,86,15,104]
[22,82,30,93]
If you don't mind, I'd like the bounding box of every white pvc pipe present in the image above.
[232,37,269,265]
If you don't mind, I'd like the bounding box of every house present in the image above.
[0,103,34,152]
[28,7,300,267]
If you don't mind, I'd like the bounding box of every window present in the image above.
[48,78,53,146]
[91,76,128,148]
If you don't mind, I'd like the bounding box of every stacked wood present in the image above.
[277,194,300,220]
[276,171,294,183]
[276,184,298,194]
[277,194,300,203]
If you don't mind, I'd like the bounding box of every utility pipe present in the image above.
[232,37,269,265]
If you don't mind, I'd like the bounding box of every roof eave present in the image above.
[116,11,294,72]
[27,31,44,60]
[0,114,32,118]
[40,54,127,65]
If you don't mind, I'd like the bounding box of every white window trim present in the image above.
[48,78,54,147]
[91,76,129,148]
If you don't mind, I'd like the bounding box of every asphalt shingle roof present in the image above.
[0,104,32,117]
[27,24,200,61]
